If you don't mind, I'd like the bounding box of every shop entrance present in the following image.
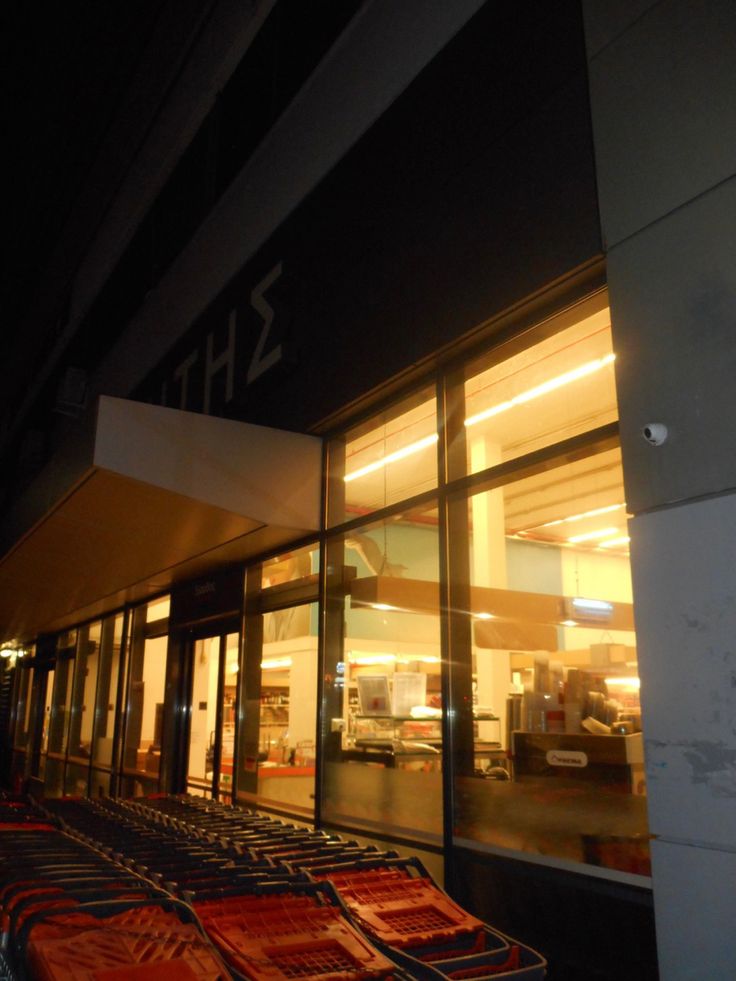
[184,628,240,800]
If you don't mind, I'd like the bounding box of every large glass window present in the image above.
[186,631,239,800]
[236,596,319,819]
[120,599,169,796]
[236,548,320,819]
[90,614,125,796]
[452,449,648,875]
[464,306,616,472]
[322,506,443,846]
[323,296,647,880]
[12,661,34,751]
[328,387,437,526]
[65,622,102,795]
[36,667,55,781]
[261,543,319,592]
[257,601,318,815]
[44,631,77,796]
[11,660,35,786]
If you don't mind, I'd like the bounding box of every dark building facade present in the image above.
[1,3,735,979]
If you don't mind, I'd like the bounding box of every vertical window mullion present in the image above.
[437,370,474,891]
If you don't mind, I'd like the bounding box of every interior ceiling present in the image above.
[345,314,617,512]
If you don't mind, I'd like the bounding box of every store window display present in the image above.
[323,296,648,876]
[454,452,648,875]
[322,507,444,846]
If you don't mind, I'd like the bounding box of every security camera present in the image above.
[642,423,668,446]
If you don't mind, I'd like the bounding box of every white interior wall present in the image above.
[288,642,319,756]
[140,635,167,746]
[470,436,510,740]
[80,639,100,745]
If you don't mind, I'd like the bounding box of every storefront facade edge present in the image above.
[3,1,735,977]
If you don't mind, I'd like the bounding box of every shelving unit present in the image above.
[259,686,289,760]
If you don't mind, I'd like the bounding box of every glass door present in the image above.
[185,630,239,799]
[235,599,319,820]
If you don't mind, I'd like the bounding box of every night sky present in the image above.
[1,2,164,375]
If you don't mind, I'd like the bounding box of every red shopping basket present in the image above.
[194,888,395,981]
[316,872,484,950]
[26,904,229,981]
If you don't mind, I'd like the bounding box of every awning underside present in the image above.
[0,397,322,641]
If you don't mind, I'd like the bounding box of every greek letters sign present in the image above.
[134,258,292,423]
[133,1,598,433]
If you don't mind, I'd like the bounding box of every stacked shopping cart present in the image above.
[0,795,229,981]
[0,793,546,980]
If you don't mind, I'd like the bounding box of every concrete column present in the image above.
[583,1,736,976]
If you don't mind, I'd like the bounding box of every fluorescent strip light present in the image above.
[541,503,624,528]
[571,597,614,618]
[599,536,631,548]
[474,612,495,620]
[344,353,615,483]
[344,433,439,483]
[465,353,616,429]
[604,676,640,689]
[349,654,396,665]
[568,526,619,544]
[261,657,293,670]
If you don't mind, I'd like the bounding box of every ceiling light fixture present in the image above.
[599,535,631,549]
[567,526,619,544]
[348,653,397,666]
[570,597,614,621]
[344,433,439,483]
[261,657,293,670]
[541,503,625,528]
[604,676,641,689]
[344,352,615,483]
[465,353,615,429]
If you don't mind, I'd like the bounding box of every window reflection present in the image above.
[454,450,649,875]
[37,668,55,780]
[328,388,437,526]
[121,600,169,796]
[464,307,617,470]
[236,597,318,818]
[65,622,102,795]
[186,631,239,799]
[90,614,124,796]
[258,602,318,814]
[322,507,443,845]
[261,544,318,592]
[13,663,34,750]
[44,633,76,797]
[11,661,35,788]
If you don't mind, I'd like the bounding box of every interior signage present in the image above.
[546,749,588,768]
[170,568,244,627]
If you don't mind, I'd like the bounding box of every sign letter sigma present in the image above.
[247,261,283,385]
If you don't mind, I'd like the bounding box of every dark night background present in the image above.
[1,2,166,402]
